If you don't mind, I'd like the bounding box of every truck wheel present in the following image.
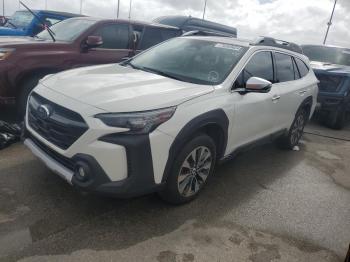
[325,106,347,130]
[17,76,41,120]
[278,108,307,150]
[159,134,216,204]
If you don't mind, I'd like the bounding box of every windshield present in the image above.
[302,45,350,67]
[37,19,96,42]
[128,38,247,85]
[4,11,34,29]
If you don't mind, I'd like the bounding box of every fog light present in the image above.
[78,166,86,178]
[74,162,90,182]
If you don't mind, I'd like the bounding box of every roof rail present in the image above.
[182,30,234,38]
[252,36,303,54]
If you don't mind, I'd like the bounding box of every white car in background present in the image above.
[24,36,318,204]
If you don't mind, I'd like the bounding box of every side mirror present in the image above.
[86,36,103,48]
[245,77,272,93]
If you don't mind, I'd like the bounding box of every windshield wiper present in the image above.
[140,67,185,81]
[19,1,56,42]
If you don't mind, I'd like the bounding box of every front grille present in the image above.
[29,134,76,171]
[28,92,88,150]
[316,73,344,93]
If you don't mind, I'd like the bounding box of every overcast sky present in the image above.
[1,0,349,47]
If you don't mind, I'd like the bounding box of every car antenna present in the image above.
[19,1,56,42]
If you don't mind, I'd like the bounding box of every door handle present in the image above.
[272,95,281,101]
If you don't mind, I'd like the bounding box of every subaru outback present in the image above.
[23,36,318,204]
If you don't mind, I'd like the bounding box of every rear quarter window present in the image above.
[295,58,309,78]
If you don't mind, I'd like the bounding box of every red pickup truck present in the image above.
[0,17,181,116]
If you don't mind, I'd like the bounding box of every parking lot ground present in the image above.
[0,121,349,262]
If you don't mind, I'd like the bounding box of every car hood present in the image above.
[0,26,26,36]
[41,64,214,112]
[310,61,350,76]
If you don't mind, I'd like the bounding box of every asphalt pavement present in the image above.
[0,116,349,262]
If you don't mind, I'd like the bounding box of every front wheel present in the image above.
[278,109,307,150]
[159,134,216,204]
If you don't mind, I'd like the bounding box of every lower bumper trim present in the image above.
[24,138,73,184]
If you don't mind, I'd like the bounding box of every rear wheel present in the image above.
[159,134,216,204]
[278,108,307,149]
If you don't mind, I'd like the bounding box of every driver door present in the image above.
[78,22,132,67]
[227,51,281,151]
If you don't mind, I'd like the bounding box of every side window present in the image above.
[292,58,300,80]
[93,23,130,49]
[234,51,274,89]
[274,53,295,82]
[295,58,309,78]
[139,27,179,50]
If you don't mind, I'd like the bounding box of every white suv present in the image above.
[24,36,318,204]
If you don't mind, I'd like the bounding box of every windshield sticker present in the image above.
[214,43,242,51]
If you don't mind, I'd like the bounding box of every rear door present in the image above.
[272,52,308,130]
[79,22,132,66]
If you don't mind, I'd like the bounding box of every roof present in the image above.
[154,15,237,34]
[18,10,83,18]
[64,16,180,30]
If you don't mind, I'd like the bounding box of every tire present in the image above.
[278,108,308,150]
[325,106,347,130]
[159,134,217,204]
[17,76,42,120]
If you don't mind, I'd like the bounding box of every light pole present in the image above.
[128,0,132,19]
[80,0,83,14]
[323,0,338,45]
[117,0,120,18]
[202,0,207,20]
[45,0,47,10]
[2,0,5,16]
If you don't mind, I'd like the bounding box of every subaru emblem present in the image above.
[37,105,51,120]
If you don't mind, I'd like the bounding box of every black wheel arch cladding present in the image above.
[162,109,229,183]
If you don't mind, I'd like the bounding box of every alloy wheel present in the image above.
[290,114,305,145]
[177,146,212,197]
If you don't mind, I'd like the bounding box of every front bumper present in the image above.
[24,132,163,198]
[23,86,170,198]
[317,93,345,111]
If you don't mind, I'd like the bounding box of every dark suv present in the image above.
[302,44,350,129]
[0,17,181,116]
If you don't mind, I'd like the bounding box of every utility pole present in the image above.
[45,0,47,10]
[117,0,120,18]
[2,0,5,16]
[80,0,83,14]
[202,0,207,20]
[128,0,132,19]
[323,0,337,45]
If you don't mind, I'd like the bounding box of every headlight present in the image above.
[0,48,15,60]
[95,107,177,134]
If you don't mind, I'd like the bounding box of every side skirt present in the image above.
[219,129,287,164]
